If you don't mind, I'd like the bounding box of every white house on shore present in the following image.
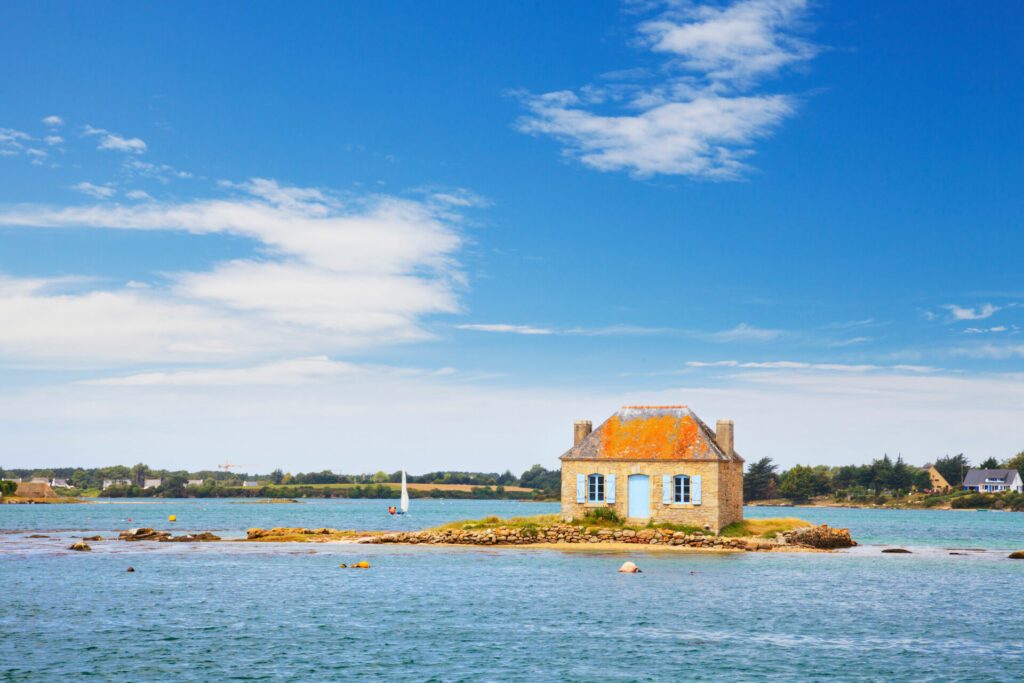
[242,481,260,488]
[143,478,162,489]
[187,479,204,487]
[102,478,132,490]
[962,469,1023,494]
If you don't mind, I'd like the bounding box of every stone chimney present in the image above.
[715,419,734,457]
[573,420,593,446]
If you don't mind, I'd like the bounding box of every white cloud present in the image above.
[125,189,153,201]
[0,127,31,155]
[0,179,469,364]
[81,356,376,387]
[125,160,190,183]
[457,323,554,335]
[71,182,117,199]
[44,135,64,146]
[686,359,941,373]
[955,344,1024,360]
[0,365,1019,472]
[516,0,817,178]
[42,115,64,127]
[964,326,1008,334]
[943,303,1000,321]
[708,322,782,342]
[455,323,668,337]
[83,125,147,154]
[637,0,817,84]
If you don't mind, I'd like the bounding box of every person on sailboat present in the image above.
[387,506,397,515]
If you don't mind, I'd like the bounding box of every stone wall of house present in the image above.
[560,459,744,531]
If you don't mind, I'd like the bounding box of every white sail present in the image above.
[400,469,409,513]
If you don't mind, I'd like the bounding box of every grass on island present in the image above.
[720,517,812,538]
[430,511,811,539]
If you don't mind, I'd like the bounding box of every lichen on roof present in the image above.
[560,405,742,462]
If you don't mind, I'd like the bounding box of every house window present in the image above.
[674,475,691,504]
[588,474,605,502]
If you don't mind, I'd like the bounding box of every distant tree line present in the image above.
[743,450,1024,504]
[0,463,562,500]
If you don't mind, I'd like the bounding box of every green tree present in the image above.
[743,457,779,501]
[1003,451,1024,473]
[978,457,1000,470]
[371,470,389,483]
[270,468,284,485]
[130,463,149,488]
[779,465,830,503]
[933,454,970,488]
[0,480,17,496]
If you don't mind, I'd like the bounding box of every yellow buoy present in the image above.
[168,514,177,522]
[355,561,370,569]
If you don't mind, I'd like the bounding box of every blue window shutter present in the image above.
[606,474,616,503]
[692,475,702,505]
[576,474,586,503]
[662,475,672,504]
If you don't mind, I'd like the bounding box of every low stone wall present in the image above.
[361,523,855,551]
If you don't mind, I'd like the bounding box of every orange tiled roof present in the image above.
[560,405,742,463]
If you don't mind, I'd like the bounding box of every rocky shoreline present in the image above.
[242,523,856,551]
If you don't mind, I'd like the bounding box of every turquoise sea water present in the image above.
[3,500,1023,681]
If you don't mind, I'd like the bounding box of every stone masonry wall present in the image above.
[561,459,743,531]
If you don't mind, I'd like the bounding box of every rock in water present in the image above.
[1009,550,1024,559]
[69,541,91,551]
[882,548,912,554]
[126,566,135,572]
[618,561,641,573]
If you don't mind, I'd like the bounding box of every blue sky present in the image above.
[2,1,1023,473]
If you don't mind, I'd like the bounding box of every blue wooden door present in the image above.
[627,474,650,519]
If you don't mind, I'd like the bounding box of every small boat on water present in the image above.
[399,469,409,515]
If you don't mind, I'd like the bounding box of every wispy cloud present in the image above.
[41,115,64,127]
[0,180,472,364]
[943,303,1000,321]
[71,181,117,199]
[125,160,190,183]
[83,124,147,154]
[964,326,1010,334]
[457,324,553,335]
[0,127,32,156]
[708,322,781,342]
[516,0,818,178]
[456,323,669,337]
[686,359,941,373]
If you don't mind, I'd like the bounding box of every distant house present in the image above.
[102,478,132,490]
[962,469,1023,494]
[186,479,204,487]
[29,477,49,484]
[50,478,71,489]
[560,405,744,531]
[143,478,162,489]
[2,477,21,483]
[921,464,951,492]
[242,480,260,488]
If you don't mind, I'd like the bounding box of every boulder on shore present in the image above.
[166,532,221,542]
[69,541,91,551]
[119,528,171,542]
[1009,550,1024,559]
[789,525,856,549]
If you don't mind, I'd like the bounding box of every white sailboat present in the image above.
[399,469,409,514]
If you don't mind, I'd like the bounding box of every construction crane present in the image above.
[217,462,253,472]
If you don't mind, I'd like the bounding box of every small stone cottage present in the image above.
[560,405,744,531]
